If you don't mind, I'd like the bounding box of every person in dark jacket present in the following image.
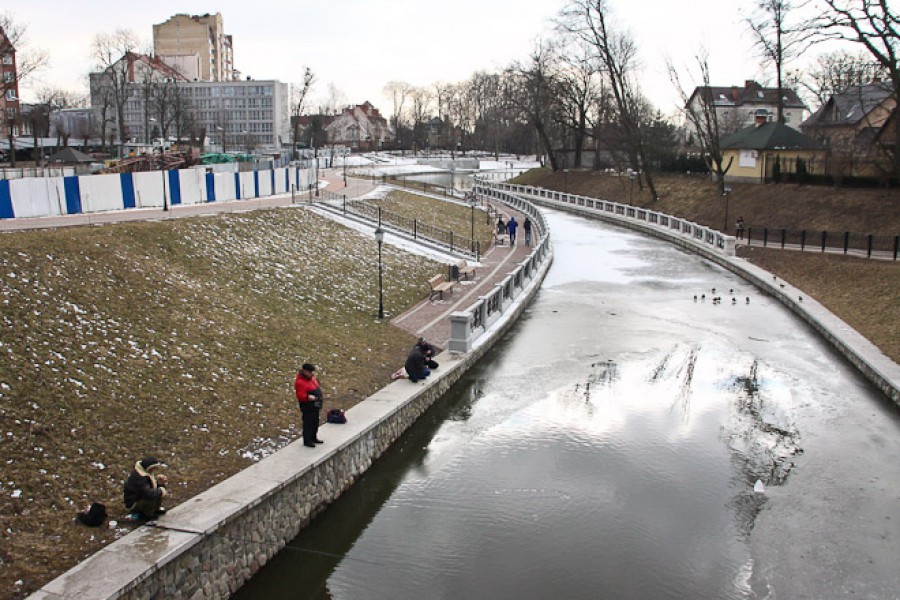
[405,344,431,382]
[415,337,440,370]
[123,456,168,519]
[523,217,533,246]
[507,217,518,245]
[295,363,324,447]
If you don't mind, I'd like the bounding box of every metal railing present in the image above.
[745,227,899,260]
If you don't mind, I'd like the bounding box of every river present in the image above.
[234,209,900,599]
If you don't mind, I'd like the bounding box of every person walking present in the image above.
[507,216,518,246]
[123,456,169,520]
[523,216,533,246]
[736,216,745,240]
[496,216,506,235]
[295,363,324,447]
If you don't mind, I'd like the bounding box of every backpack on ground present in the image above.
[76,502,107,527]
[326,408,347,424]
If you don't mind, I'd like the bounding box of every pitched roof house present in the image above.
[720,111,825,183]
[800,82,895,153]
[325,102,393,150]
[686,80,808,135]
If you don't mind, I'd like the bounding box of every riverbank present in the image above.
[511,169,900,363]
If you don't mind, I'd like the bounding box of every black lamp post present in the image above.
[722,186,732,232]
[470,195,477,252]
[343,150,348,187]
[375,227,384,320]
[629,171,637,205]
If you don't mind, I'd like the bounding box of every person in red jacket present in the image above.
[295,363,324,447]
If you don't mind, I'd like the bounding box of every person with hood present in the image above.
[295,363,324,447]
[507,216,518,245]
[123,456,168,520]
[523,216,533,246]
[405,343,431,383]
[414,337,440,370]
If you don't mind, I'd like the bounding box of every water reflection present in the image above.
[234,209,891,600]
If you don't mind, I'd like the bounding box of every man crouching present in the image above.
[123,456,168,520]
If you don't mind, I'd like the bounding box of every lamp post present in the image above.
[469,194,477,252]
[374,227,385,320]
[343,149,348,187]
[629,171,637,205]
[563,168,569,193]
[722,186,732,232]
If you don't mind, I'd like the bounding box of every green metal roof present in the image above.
[721,122,825,151]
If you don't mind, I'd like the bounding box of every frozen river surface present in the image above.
[235,209,900,600]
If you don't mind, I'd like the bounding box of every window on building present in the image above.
[2,54,12,65]
[5,89,16,101]
[3,72,13,83]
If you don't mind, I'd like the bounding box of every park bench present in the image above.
[454,260,476,281]
[428,274,454,301]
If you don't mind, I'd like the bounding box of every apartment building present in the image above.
[0,25,20,140]
[90,52,289,154]
[153,13,235,82]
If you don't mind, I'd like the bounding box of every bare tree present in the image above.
[290,67,315,159]
[669,50,733,191]
[745,0,816,123]
[556,42,601,168]
[432,81,455,152]
[0,13,48,166]
[803,49,889,105]
[91,29,140,156]
[558,0,659,199]
[506,41,563,170]
[383,80,412,134]
[409,85,433,154]
[811,0,899,180]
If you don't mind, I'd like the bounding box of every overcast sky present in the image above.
[10,0,839,115]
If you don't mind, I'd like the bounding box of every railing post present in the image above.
[867,234,873,258]
[764,228,769,247]
[378,206,382,227]
[413,220,417,239]
[894,235,899,261]
[822,231,827,253]
[450,232,454,252]
[844,231,850,255]
[780,228,786,249]
[801,230,806,251]
[342,195,346,215]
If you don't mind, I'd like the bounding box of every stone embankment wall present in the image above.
[29,198,552,600]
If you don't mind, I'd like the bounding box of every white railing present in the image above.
[488,181,736,257]
[448,180,553,353]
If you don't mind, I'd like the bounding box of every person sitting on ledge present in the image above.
[405,343,431,383]
[123,456,168,520]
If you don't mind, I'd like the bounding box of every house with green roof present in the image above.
[720,111,826,183]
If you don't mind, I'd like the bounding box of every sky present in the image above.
[7,0,847,116]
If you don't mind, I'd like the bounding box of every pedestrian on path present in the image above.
[496,216,506,235]
[736,216,745,240]
[295,363,324,447]
[507,216,518,246]
[523,217,532,246]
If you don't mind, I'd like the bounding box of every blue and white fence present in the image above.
[0,164,316,220]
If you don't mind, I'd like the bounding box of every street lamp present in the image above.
[374,227,385,320]
[629,171,637,205]
[469,194,478,253]
[563,168,569,193]
[343,150,348,187]
[722,186,732,232]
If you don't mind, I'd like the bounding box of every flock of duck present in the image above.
[693,276,803,306]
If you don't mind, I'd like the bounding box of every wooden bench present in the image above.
[428,274,454,301]
[454,260,476,281]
